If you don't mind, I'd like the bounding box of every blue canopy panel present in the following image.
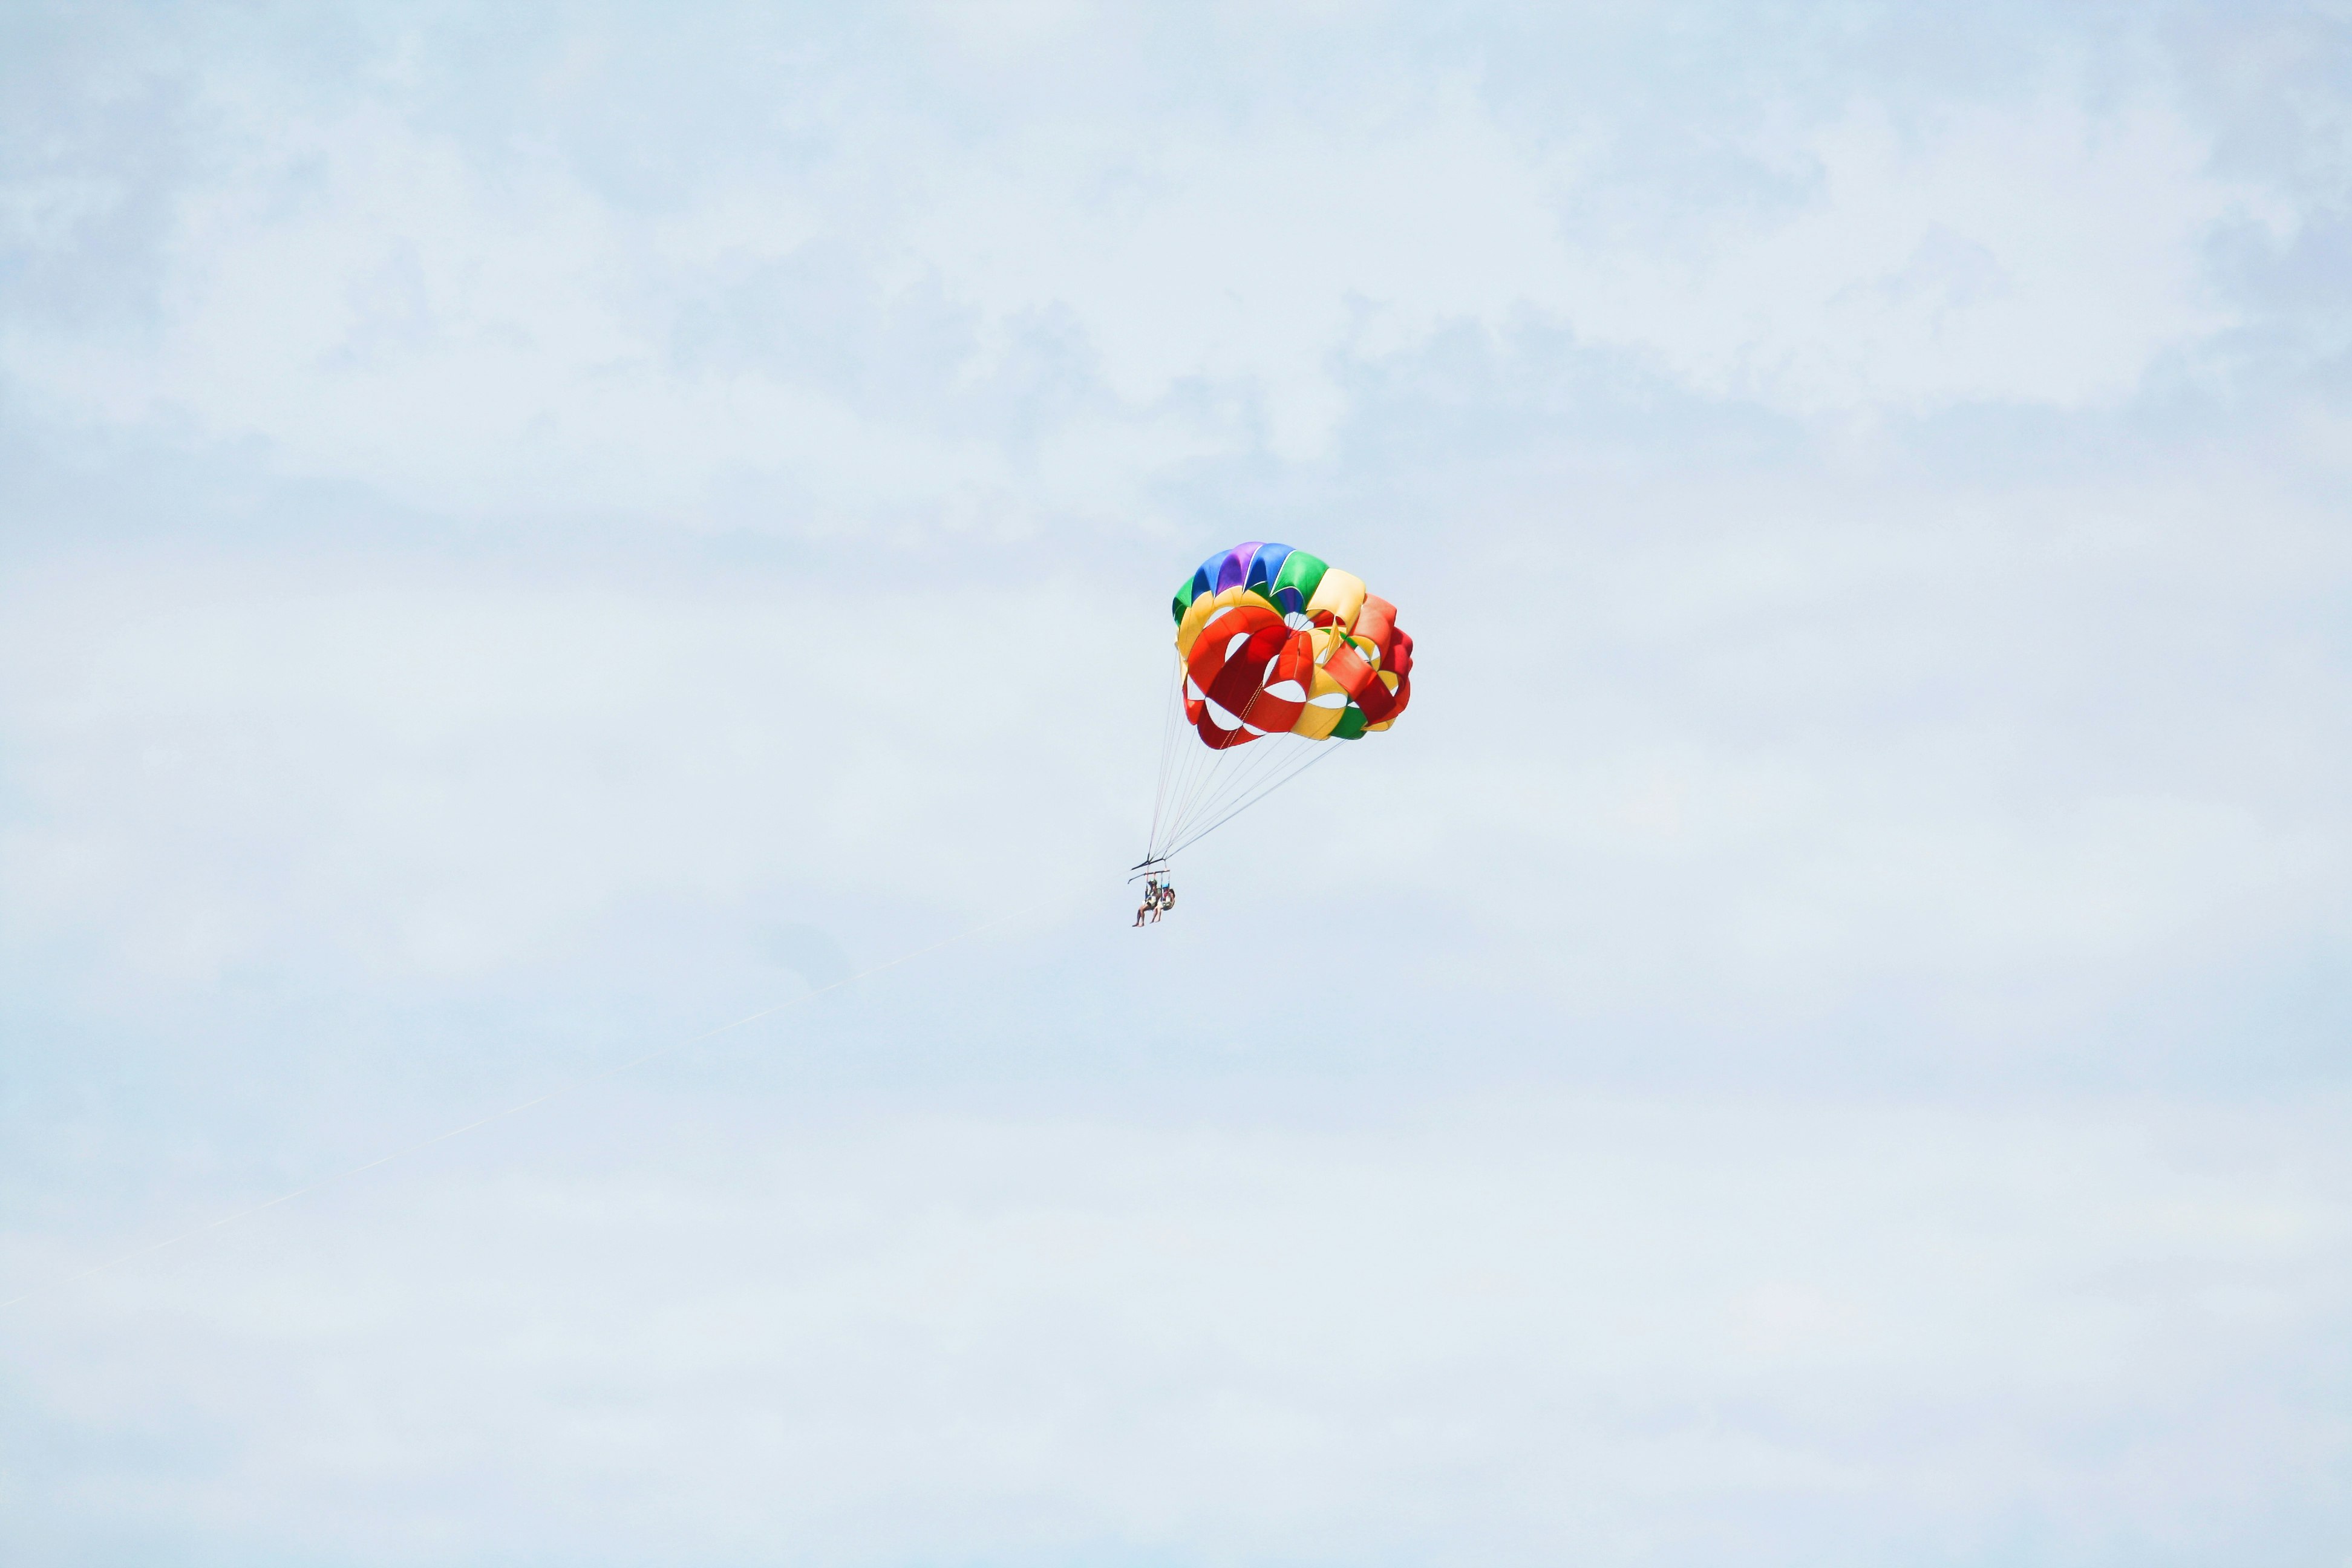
[1175,540,1296,621]
[1246,542,1294,600]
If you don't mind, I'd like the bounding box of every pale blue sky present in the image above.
[3,4,2350,1564]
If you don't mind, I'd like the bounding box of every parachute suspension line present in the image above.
[1171,730,1238,848]
[1154,650,1230,863]
[1188,741,1319,842]
[1156,665,1280,859]
[1163,654,1239,850]
[1149,661,1213,861]
[1179,661,1329,833]
[1149,660,1349,863]
[1160,735,1336,863]
[1214,704,1319,835]
[1176,704,1325,831]
[1144,651,1191,858]
[1168,734,1285,848]
[1165,733,1348,861]
[1167,698,1353,854]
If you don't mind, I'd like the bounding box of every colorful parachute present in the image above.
[1142,541,1413,864]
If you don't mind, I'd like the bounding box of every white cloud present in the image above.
[1576,94,2256,410]
[0,18,2273,521]
[5,7,2352,1563]
[5,1092,2344,1564]
[0,555,1145,995]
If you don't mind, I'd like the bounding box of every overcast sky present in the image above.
[4,3,2350,1564]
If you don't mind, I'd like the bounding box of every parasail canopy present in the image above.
[1142,541,1413,866]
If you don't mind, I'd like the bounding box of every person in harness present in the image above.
[1134,878,1159,927]
[1156,883,1175,919]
